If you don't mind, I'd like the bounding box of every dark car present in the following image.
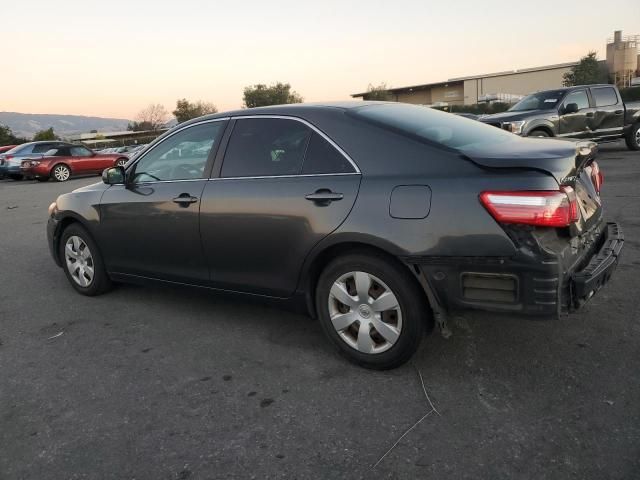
[480,85,640,150]
[46,102,623,369]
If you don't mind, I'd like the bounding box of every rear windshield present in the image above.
[351,103,517,153]
[5,144,34,155]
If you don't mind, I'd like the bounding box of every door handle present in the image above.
[172,193,198,207]
[586,112,594,117]
[614,110,623,115]
[305,189,344,205]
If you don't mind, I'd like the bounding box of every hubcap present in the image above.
[635,128,640,147]
[64,236,95,287]
[54,166,70,181]
[328,271,402,354]
[117,159,126,166]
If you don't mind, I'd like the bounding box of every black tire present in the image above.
[51,164,71,182]
[36,176,49,182]
[315,252,429,370]
[625,123,640,151]
[9,174,23,181]
[59,223,112,296]
[529,129,550,138]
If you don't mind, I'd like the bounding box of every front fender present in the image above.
[524,119,557,136]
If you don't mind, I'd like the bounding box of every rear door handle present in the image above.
[172,193,198,207]
[305,190,344,205]
[614,110,623,115]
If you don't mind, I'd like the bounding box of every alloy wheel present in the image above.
[53,165,70,181]
[64,236,95,287]
[636,128,640,147]
[328,271,402,354]
[116,159,127,167]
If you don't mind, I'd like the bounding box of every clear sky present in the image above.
[1,0,638,120]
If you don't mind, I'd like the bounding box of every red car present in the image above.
[0,145,17,154]
[21,145,128,182]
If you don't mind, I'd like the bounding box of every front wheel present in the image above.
[59,224,112,296]
[115,158,128,167]
[625,124,640,151]
[315,253,429,370]
[52,164,71,182]
[529,129,550,138]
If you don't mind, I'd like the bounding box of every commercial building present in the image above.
[352,62,578,106]
[353,29,640,106]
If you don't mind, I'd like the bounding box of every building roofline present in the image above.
[351,61,580,97]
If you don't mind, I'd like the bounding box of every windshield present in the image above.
[509,90,565,112]
[5,144,33,155]
[351,103,518,153]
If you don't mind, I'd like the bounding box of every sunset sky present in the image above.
[2,0,638,120]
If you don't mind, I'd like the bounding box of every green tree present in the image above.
[363,83,393,101]
[563,52,609,87]
[243,82,303,108]
[0,125,28,146]
[33,127,58,141]
[127,121,154,131]
[173,99,218,123]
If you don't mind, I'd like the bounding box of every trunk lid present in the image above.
[462,137,603,233]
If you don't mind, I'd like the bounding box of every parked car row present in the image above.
[0,141,130,182]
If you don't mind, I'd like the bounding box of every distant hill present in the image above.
[0,112,132,139]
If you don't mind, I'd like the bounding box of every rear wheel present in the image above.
[52,164,71,182]
[625,123,640,151]
[115,158,128,167]
[36,177,49,182]
[59,224,112,296]
[315,253,428,370]
[529,129,550,138]
[9,174,23,181]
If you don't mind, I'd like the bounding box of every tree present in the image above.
[0,125,28,146]
[127,121,154,131]
[173,99,218,123]
[243,82,303,108]
[33,127,58,141]
[135,104,169,131]
[563,52,609,87]
[364,83,393,101]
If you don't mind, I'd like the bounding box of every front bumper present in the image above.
[412,222,624,317]
[47,215,63,267]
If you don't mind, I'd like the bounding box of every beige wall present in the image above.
[431,84,464,104]
[394,90,432,104]
[462,66,573,104]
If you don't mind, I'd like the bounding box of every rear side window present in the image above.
[562,90,590,110]
[33,144,56,153]
[222,118,311,177]
[591,87,618,107]
[302,132,355,174]
[352,103,517,153]
[70,146,93,157]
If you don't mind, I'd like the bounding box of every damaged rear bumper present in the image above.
[408,222,624,318]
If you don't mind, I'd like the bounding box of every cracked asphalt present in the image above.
[0,142,639,479]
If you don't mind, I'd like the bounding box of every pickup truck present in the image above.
[480,84,640,151]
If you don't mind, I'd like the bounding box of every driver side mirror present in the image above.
[102,166,125,185]
[563,103,579,115]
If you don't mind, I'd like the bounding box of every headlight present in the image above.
[506,121,526,135]
[48,202,57,216]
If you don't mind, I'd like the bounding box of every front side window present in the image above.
[132,121,224,183]
[562,90,590,111]
[221,118,311,177]
[302,132,355,175]
[71,146,93,157]
[591,87,618,107]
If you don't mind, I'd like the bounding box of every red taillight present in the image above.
[590,161,603,194]
[5,155,13,161]
[480,188,579,227]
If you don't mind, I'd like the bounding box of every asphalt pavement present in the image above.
[0,142,639,479]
